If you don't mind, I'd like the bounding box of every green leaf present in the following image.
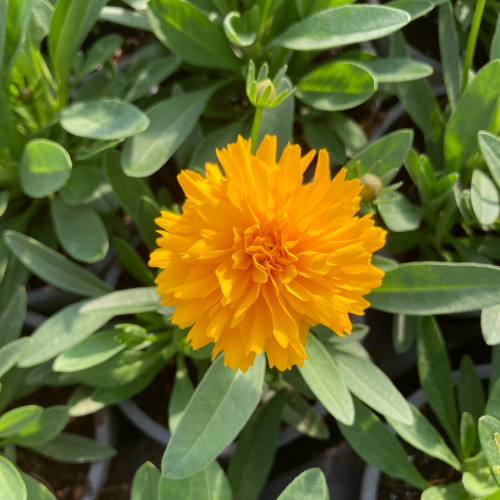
[392,314,418,353]
[79,287,160,316]
[328,347,413,424]
[444,60,500,171]
[482,304,500,346]
[492,16,500,60]
[169,357,195,434]
[131,462,160,500]
[0,338,30,379]
[298,334,354,425]
[438,1,461,112]
[417,317,460,451]
[53,329,126,373]
[125,55,181,102]
[274,5,410,50]
[59,165,105,206]
[17,299,113,368]
[112,237,155,286]
[369,262,500,315]
[99,6,151,30]
[20,472,56,500]
[359,57,433,83]
[121,87,218,177]
[457,355,486,421]
[339,399,428,490]
[346,129,413,184]
[228,391,286,500]
[276,468,329,500]
[158,461,233,500]
[13,405,70,447]
[378,192,423,232]
[147,0,239,71]
[0,405,43,438]
[3,231,112,297]
[104,151,154,220]
[479,131,500,190]
[387,0,434,20]
[60,99,149,140]
[223,11,257,46]
[80,33,123,78]
[137,196,160,251]
[33,432,116,463]
[478,415,500,485]
[297,61,375,111]
[421,483,470,500]
[19,139,72,198]
[0,286,26,346]
[460,411,477,459]
[302,120,346,166]
[162,354,265,478]
[48,0,107,94]
[0,190,8,217]
[50,197,109,263]
[282,391,329,440]
[471,169,500,225]
[0,456,26,500]
[388,404,462,471]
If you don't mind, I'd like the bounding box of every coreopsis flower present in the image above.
[149,136,386,371]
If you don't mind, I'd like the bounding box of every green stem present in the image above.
[462,0,487,91]
[250,106,263,153]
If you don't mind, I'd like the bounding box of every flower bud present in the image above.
[359,173,383,202]
[255,79,277,106]
[18,87,32,103]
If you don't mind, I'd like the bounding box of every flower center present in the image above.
[232,223,298,284]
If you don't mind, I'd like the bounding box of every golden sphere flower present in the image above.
[149,136,386,372]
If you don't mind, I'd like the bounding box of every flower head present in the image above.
[149,136,386,371]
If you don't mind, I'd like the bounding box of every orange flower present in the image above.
[149,136,386,371]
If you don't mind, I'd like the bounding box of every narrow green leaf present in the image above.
[0,456,27,500]
[417,317,460,451]
[112,237,155,286]
[99,6,151,30]
[18,300,113,368]
[168,357,195,434]
[478,416,500,485]
[329,348,413,424]
[438,1,461,111]
[53,329,127,373]
[387,0,434,20]
[162,354,265,479]
[4,231,112,297]
[460,411,477,459]
[444,60,500,171]
[346,129,413,184]
[491,17,500,60]
[302,120,346,166]
[339,399,428,490]
[33,432,116,463]
[20,472,56,500]
[479,131,500,190]
[60,99,150,140]
[80,34,123,78]
[378,192,423,232]
[19,139,72,198]
[48,0,107,93]
[276,468,329,500]
[392,314,418,353]
[223,11,257,46]
[298,334,354,425]
[273,5,410,50]
[137,196,160,251]
[421,483,470,500]
[228,391,286,500]
[471,169,500,225]
[79,287,160,316]
[482,304,500,346]
[0,338,30,379]
[158,461,232,500]
[0,406,43,438]
[359,57,433,83]
[50,197,109,264]
[388,404,462,471]
[121,87,218,177]
[147,0,239,71]
[282,392,329,440]
[298,61,375,111]
[0,286,26,346]
[0,190,8,218]
[457,355,486,421]
[369,262,500,315]
[131,462,160,500]
[13,405,70,447]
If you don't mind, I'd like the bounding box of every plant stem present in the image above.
[462,0,486,90]
[250,106,263,153]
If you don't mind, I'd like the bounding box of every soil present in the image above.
[12,386,100,500]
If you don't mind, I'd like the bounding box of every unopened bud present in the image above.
[18,87,32,103]
[255,79,276,106]
[359,173,383,202]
